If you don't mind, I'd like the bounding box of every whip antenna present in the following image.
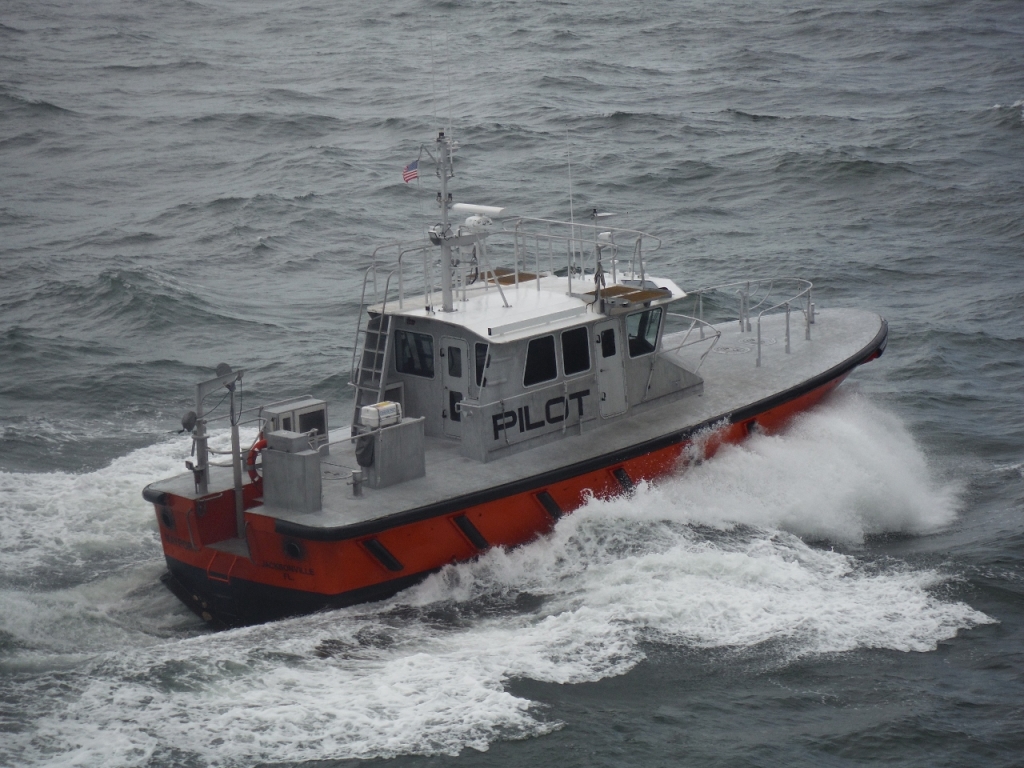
[566,127,575,227]
[566,126,576,277]
[445,21,454,139]
[429,25,439,132]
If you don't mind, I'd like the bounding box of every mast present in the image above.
[190,365,243,497]
[436,130,455,313]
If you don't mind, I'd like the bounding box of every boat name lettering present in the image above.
[261,561,315,576]
[492,389,590,440]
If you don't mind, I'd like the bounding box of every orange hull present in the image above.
[151,344,881,626]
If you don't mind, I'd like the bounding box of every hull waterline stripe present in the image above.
[453,515,489,550]
[274,320,887,542]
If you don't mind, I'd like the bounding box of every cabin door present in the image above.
[441,337,468,438]
[594,319,628,417]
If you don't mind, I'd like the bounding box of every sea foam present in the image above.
[0,397,992,767]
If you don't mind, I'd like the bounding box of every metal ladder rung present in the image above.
[360,355,384,369]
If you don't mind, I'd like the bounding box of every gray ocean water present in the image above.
[2,0,1023,765]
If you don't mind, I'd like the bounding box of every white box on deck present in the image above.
[360,401,403,429]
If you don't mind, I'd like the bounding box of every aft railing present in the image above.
[687,278,814,367]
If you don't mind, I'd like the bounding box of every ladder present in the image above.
[350,269,395,425]
[354,314,392,405]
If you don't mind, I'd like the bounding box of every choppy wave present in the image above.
[0,434,190,589]
[187,111,345,140]
[988,99,1024,128]
[774,150,916,182]
[1,269,275,341]
[101,61,210,73]
[0,94,77,119]
[2,0,1023,763]
[0,132,43,151]
[0,207,30,226]
[0,398,990,767]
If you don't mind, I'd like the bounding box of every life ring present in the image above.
[247,434,267,482]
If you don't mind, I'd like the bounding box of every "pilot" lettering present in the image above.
[492,389,590,440]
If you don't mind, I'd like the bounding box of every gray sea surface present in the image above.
[2,0,1023,766]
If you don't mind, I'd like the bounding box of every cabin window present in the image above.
[394,330,434,378]
[600,329,617,358]
[475,343,489,386]
[447,345,463,378]
[561,326,591,376]
[626,308,662,357]
[523,335,557,386]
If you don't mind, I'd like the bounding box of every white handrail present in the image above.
[688,278,813,367]
[663,312,721,372]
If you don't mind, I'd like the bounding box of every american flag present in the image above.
[402,160,419,183]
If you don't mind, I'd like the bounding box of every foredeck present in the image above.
[252,307,885,535]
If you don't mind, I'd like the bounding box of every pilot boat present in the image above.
[143,132,887,626]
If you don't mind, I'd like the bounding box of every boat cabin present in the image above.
[350,246,703,470]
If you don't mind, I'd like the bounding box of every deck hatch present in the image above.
[535,491,563,519]
[363,538,404,571]
[453,515,489,550]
